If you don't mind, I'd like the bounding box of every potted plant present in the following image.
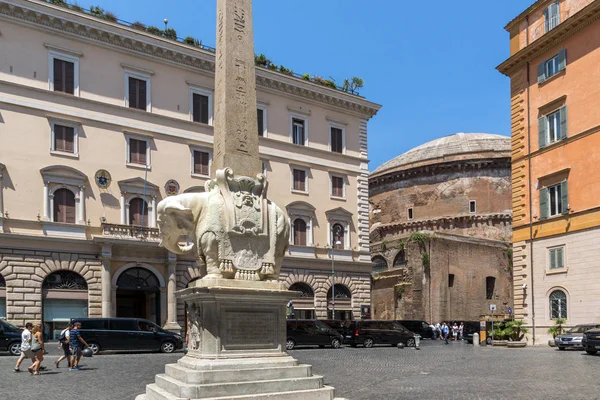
[490,328,508,346]
[547,318,566,347]
[505,320,528,348]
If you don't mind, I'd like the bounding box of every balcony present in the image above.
[101,223,160,242]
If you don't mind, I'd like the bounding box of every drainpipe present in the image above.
[525,15,537,345]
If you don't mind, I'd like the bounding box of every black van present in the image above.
[345,320,416,348]
[73,318,184,354]
[321,320,352,339]
[0,319,23,356]
[396,320,434,339]
[286,320,343,350]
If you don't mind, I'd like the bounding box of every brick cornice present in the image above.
[497,1,600,76]
[0,0,381,118]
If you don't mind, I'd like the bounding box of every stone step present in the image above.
[165,363,312,384]
[177,356,298,371]
[144,383,336,400]
[155,373,324,399]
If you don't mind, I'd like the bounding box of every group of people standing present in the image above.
[432,321,464,344]
[14,321,90,374]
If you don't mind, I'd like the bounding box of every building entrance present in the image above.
[116,267,161,325]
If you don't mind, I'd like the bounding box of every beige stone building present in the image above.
[0,0,380,338]
[369,133,513,323]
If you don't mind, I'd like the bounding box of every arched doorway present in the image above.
[42,271,88,340]
[0,274,6,319]
[288,282,315,319]
[116,267,161,325]
[327,284,353,320]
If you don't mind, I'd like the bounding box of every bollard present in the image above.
[473,332,480,347]
[414,334,421,350]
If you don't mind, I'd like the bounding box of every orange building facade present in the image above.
[498,0,600,344]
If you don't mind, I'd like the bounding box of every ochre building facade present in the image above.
[498,0,600,344]
[369,133,513,323]
[0,0,380,337]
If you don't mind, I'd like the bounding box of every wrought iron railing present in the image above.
[101,223,160,241]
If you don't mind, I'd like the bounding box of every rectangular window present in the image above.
[544,2,560,33]
[292,118,306,145]
[549,247,565,270]
[538,106,567,148]
[469,200,476,214]
[292,169,306,192]
[129,138,148,165]
[407,208,413,220]
[538,49,566,84]
[486,277,496,300]
[540,181,568,219]
[257,108,265,136]
[330,127,344,153]
[53,58,75,95]
[448,274,455,288]
[128,77,148,111]
[192,93,210,124]
[53,125,75,153]
[193,150,210,176]
[331,176,344,198]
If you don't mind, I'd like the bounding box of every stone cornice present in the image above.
[497,1,600,76]
[372,213,513,236]
[0,0,381,118]
[369,157,511,188]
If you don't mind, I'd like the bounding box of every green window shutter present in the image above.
[540,187,549,220]
[544,8,550,32]
[557,49,567,71]
[537,62,546,84]
[538,116,547,149]
[557,247,564,269]
[560,180,569,214]
[549,249,557,269]
[559,106,568,139]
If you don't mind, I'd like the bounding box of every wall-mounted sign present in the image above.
[94,169,112,189]
[165,179,180,196]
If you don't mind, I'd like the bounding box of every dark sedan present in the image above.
[582,328,600,355]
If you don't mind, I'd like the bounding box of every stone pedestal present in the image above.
[137,279,337,400]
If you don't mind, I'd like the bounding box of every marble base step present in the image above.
[141,383,336,400]
[166,363,313,384]
[155,373,324,399]
[177,355,299,371]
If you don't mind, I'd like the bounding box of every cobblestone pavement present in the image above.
[289,340,600,400]
[1,340,598,400]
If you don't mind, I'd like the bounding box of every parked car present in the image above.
[463,321,484,344]
[395,320,434,339]
[320,319,352,341]
[0,319,23,356]
[581,327,600,355]
[286,319,343,350]
[344,320,416,348]
[73,318,184,354]
[555,324,600,350]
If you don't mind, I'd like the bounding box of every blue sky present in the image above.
[75,0,528,170]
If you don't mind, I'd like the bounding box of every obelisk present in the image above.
[212,0,261,177]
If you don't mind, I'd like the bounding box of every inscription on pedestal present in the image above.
[224,310,276,349]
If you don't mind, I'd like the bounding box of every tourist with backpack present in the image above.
[55,323,72,368]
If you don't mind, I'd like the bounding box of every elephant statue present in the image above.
[157,169,290,281]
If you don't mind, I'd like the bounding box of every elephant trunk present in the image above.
[159,234,194,254]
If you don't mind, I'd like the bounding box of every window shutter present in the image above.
[544,8,550,32]
[53,59,64,92]
[138,79,147,111]
[192,94,200,122]
[200,95,209,124]
[549,249,556,269]
[65,127,75,153]
[129,139,138,164]
[537,62,546,84]
[257,109,264,136]
[557,247,564,269]
[65,61,75,95]
[538,116,547,149]
[138,141,147,165]
[54,125,64,151]
[539,187,549,220]
[65,190,76,224]
[560,180,569,214]
[53,189,63,222]
[128,78,137,109]
[559,106,568,139]
[194,151,209,175]
[554,2,560,25]
[557,49,566,71]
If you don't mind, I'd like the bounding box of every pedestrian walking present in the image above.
[14,322,35,372]
[459,322,464,340]
[441,322,449,344]
[55,323,72,368]
[69,321,89,371]
[435,322,441,340]
[452,323,458,341]
[429,323,437,340]
[30,324,44,375]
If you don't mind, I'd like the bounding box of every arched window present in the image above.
[327,284,352,300]
[486,277,496,300]
[393,251,406,267]
[550,290,567,319]
[117,267,160,291]
[372,257,388,273]
[43,271,87,290]
[53,188,76,224]
[129,198,149,227]
[293,219,307,246]
[289,282,314,298]
[0,275,5,288]
[332,223,344,249]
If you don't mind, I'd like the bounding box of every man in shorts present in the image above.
[14,322,34,372]
[69,321,89,371]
